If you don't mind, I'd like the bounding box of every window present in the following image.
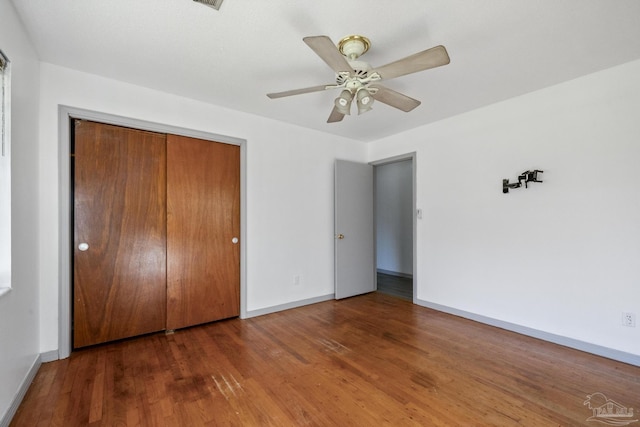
[0,49,11,295]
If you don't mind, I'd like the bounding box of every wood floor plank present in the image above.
[11,293,640,426]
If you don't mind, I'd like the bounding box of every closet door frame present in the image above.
[57,106,247,359]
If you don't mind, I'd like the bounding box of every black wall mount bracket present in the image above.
[503,170,543,194]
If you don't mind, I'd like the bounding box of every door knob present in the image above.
[78,243,89,251]
[336,234,345,240]
[231,237,239,244]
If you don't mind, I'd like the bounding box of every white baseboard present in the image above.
[0,354,41,427]
[415,298,640,367]
[244,293,335,318]
[40,350,59,363]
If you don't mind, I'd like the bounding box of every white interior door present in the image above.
[335,159,375,299]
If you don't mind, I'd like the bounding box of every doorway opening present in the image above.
[373,155,415,301]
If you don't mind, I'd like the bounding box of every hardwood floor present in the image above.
[11,293,640,426]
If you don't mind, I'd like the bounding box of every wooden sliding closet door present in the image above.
[73,120,167,348]
[166,135,240,330]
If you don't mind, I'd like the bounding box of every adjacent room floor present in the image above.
[376,272,412,301]
[11,292,640,426]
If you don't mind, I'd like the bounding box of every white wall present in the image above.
[375,160,413,275]
[0,0,41,420]
[368,59,640,356]
[38,63,366,353]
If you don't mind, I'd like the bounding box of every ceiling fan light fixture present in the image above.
[356,88,374,114]
[334,89,353,115]
[267,35,451,123]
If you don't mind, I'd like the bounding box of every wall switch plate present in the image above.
[622,312,636,327]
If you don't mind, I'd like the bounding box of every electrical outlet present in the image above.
[293,275,302,287]
[622,312,636,327]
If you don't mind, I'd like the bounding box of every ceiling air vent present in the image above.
[193,0,223,10]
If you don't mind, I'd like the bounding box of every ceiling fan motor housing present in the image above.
[336,61,371,86]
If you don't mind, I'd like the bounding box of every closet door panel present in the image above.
[166,135,240,330]
[73,120,167,348]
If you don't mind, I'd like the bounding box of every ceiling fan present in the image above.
[267,35,450,123]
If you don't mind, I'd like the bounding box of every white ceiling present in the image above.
[10,0,640,142]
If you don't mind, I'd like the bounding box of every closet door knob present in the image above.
[231,237,239,244]
[78,243,89,251]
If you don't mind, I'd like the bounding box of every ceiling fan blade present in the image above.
[327,106,345,123]
[373,45,450,80]
[303,36,353,74]
[267,84,332,99]
[369,85,421,112]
